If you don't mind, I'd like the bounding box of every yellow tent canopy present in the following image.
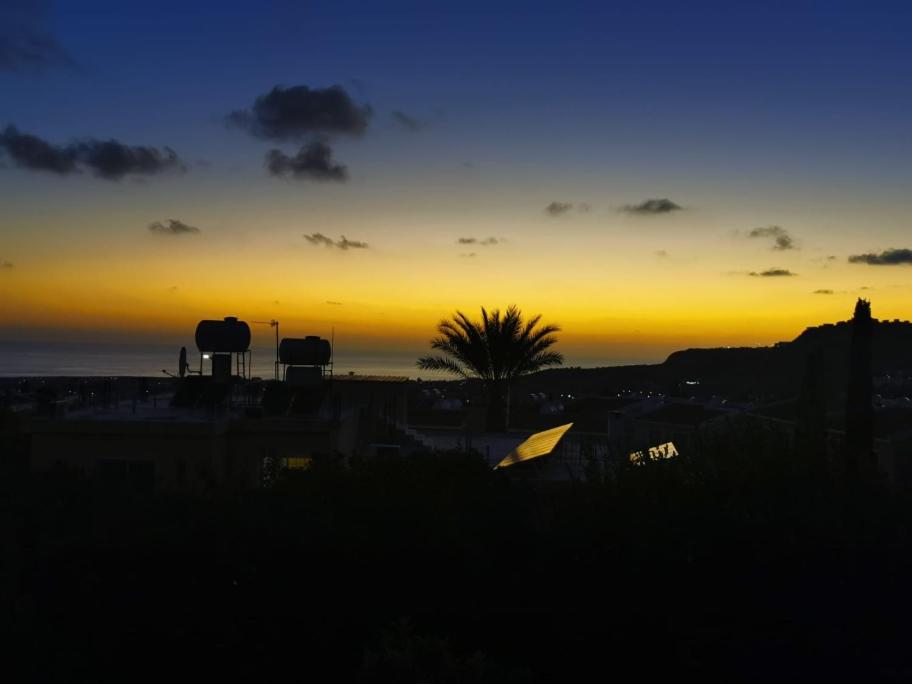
[494,423,573,469]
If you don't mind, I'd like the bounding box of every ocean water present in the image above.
[0,340,648,379]
[0,341,432,379]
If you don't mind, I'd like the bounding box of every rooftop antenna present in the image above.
[253,320,280,381]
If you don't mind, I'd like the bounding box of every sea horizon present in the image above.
[0,339,661,379]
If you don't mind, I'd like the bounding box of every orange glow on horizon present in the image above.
[3,211,910,361]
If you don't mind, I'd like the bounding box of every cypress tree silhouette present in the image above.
[845,298,874,475]
[795,349,827,467]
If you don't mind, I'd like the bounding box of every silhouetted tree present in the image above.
[417,306,563,431]
[795,349,828,467]
[845,298,874,476]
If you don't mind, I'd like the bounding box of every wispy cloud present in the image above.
[749,268,797,277]
[338,236,368,250]
[544,201,590,217]
[748,225,795,251]
[0,260,13,269]
[620,198,682,215]
[304,233,334,247]
[545,201,572,216]
[457,237,499,246]
[148,219,200,236]
[392,110,424,132]
[304,233,368,250]
[813,289,834,294]
[848,248,912,265]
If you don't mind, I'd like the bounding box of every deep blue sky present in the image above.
[11,0,912,167]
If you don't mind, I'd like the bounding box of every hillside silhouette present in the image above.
[514,316,912,403]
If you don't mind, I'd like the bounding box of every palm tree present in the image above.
[417,305,563,431]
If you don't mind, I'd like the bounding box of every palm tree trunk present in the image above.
[485,381,507,432]
[505,382,511,431]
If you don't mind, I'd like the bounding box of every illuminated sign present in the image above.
[629,441,678,466]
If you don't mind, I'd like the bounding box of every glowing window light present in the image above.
[629,441,679,466]
[285,457,312,470]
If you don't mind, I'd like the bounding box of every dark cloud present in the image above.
[337,236,368,250]
[848,248,912,265]
[545,201,573,216]
[148,219,201,236]
[227,85,371,140]
[1,260,13,269]
[654,250,668,257]
[304,233,368,250]
[304,233,334,247]
[748,225,795,251]
[813,289,834,295]
[71,139,185,180]
[0,125,185,180]
[265,140,348,182]
[621,198,682,215]
[392,111,424,132]
[749,268,797,277]
[0,3,75,73]
[326,300,343,306]
[548,203,593,215]
[457,237,499,246]
[0,125,77,173]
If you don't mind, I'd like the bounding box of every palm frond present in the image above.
[416,355,471,379]
[417,305,563,383]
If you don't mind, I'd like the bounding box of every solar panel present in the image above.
[494,422,573,469]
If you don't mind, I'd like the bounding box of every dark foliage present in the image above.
[4,435,912,681]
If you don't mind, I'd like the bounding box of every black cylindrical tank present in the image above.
[279,336,332,366]
[195,317,251,352]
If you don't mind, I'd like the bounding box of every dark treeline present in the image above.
[4,425,912,681]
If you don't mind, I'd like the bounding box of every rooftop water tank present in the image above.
[279,336,332,366]
[195,317,251,353]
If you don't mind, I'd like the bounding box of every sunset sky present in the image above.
[2,1,912,364]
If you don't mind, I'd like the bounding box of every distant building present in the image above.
[28,374,411,493]
[633,402,731,453]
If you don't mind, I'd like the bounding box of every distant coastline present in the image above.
[0,339,655,379]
